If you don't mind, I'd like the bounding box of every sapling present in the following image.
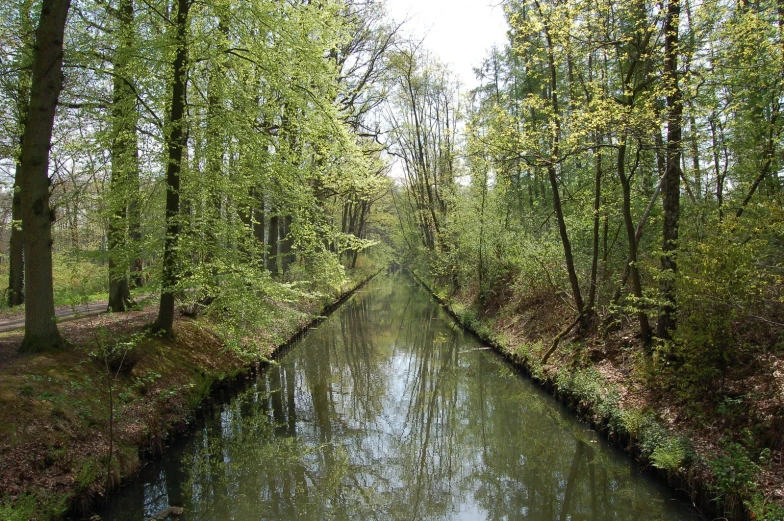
[80,295,142,489]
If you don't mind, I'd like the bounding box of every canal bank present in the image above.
[409,269,782,521]
[98,273,698,521]
[0,269,378,521]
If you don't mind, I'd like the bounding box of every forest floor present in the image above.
[0,270,377,521]
[415,272,784,521]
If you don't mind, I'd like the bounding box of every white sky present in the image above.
[384,0,509,91]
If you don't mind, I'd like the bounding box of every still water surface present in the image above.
[99,274,698,521]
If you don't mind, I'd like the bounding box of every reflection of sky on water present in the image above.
[98,275,699,521]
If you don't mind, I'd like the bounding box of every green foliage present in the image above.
[669,205,784,395]
[289,251,348,294]
[75,458,101,492]
[650,437,689,472]
[746,493,784,521]
[0,495,36,521]
[637,417,671,457]
[199,264,305,357]
[396,1,784,512]
[614,408,647,439]
[0,252,108,310]
[52,253,107,305]
[709,442,761,502]
[554,367,621,421]
[0,493,68,521]
[512,341,540,365]
[446,300,494,341]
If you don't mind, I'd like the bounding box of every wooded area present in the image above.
[387,0,784,518]
[1,0,783,518]
[394,0,783,364]
[1,0,398,350]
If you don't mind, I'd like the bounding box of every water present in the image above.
[98,274,699,521]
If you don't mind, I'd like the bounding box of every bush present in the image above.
[709,442,760,503]
[52,252,108,306]
[675,210,784,392]
[650,437,689,472]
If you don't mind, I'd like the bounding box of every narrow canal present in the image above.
[99,274,698,520]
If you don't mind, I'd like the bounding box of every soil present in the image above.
[0,309,246,519]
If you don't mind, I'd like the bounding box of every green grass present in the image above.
[0,252,109,312]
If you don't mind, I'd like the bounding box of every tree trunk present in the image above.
[253,191,265,251]
[128,176,143,287]
[657,0,682,341]
[547,165,584,314]
[587,139,601,313]
[478,166,488,292]
[735,108,778,219]
[128,75,143,289]
[152,0,189,336]
[710,116,726,220]
[107,0,136,312]
[238,195,253,254]
[19,0,71,353]
[280,215,294,274]
[350,202,368,269]
[267,213,279,276]
[618,139,652,345]
[612,176,662,305]
[689,111,701,199]
[203,17,227,267]
[8,1,34,307]
[107,216,130,312]
[539,11,585,315]
[8,170,25,307]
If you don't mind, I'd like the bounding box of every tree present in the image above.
[387,47,459,272]
[151,0,190,336]
[1,0,37,308]
[18,0,71,352]
[107,0,139,312]
[503,0,591,328]
[657,0,682,341]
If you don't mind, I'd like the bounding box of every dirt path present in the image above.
[0,300,110,333]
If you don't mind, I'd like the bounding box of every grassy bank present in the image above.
[0,269,378,521]
[410,270,784,521]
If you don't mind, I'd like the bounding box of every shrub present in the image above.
[650,437,689,472]
[709,442,760,503]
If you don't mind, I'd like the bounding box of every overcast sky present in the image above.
[383,0,509,90]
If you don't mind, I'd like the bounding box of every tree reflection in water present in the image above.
[98,274,698,521]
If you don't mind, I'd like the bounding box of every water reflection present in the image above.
[98,275,698,521]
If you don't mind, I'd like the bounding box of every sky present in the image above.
[383,0,509,91]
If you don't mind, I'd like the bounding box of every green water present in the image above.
[98,274,698,520]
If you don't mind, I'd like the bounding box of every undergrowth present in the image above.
[0,493,68,521]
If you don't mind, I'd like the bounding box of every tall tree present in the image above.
[533,0,586,320]
[5,0,36,307]
[657,0,683,340]
[18,0,71,352]
[152,0,190,336]
[107,0,138,312]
